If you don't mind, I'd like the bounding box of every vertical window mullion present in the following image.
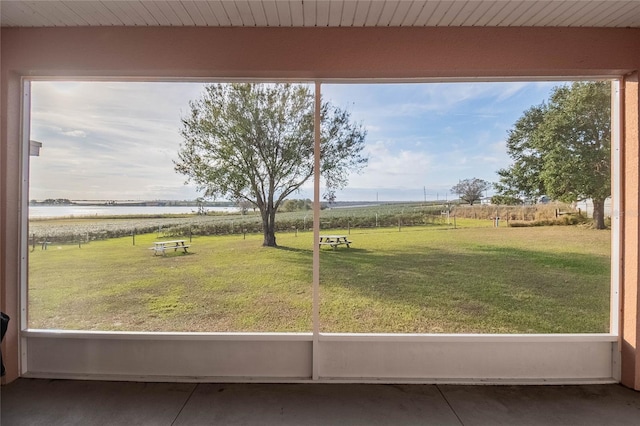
[312,81,321,380]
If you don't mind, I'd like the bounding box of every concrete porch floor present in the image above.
[1,379,639,425]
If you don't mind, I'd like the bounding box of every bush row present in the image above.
[451,203,577,222]
[28,204,595,246]
[30,210,447,244]
[163,211,446,237]
[507,215,590,227]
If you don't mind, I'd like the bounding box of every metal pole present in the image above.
[312,81,321,381]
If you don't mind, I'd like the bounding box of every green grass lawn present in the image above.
[28,221,611,334]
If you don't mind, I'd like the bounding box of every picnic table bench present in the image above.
[319,235,352,249]
[150,240,191,256]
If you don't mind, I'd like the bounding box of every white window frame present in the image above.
[19,77,622,384]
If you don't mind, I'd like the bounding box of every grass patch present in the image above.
[28,222,610,334]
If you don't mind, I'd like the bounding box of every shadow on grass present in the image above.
[317,244,610,333]
[273,245,311,254]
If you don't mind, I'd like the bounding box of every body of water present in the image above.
[29,205,238,219]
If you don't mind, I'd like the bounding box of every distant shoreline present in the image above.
[29,199,237,208]
[28,205,240,219]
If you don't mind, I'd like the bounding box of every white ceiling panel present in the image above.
[266,1,283,26]
[437,1,468,26]
[599,2,640,27]
[2,1,640,28]
[220,1,244,26]
[401,1,426,26]
[484,2,523,27]
[276,0,293,26]
[617,4,640,27]
[166,0,197,25]
[473,2,512,26]
[206,1,231,26]
[48,1,90,25]
[302,0,315,26]
[352,0,370,27]
[449,1,484,26]
[103,1,150,26]
[153,1,186,25]
[289,0,304,27]
[315,0,330,27]
[136,1,171,26]
[488,1,527,26]
[180,1,207,26]
[387,1,413,26]
[24,0,75,26]
[191,1,220,26]
[544,2,585,27]
[421,1,453,26]
[327,0,343,27]
[526,1,566,26]
[376,1,400,26]
[66,1,115,26]
[340,1,356,27]
[247,0,267,26]
[233,1,255,26]
[558,1,604,27]
[464,1,497,26]
[506,1,549,26]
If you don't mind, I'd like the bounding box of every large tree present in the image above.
[495,81,611,229]
[451,178,490,205]
[175,83,367,247]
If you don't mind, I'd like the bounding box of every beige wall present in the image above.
[623,73,640,388]
[2,26,640,388]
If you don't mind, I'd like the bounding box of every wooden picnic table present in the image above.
[319,235,352,249]
[150,240,191,256]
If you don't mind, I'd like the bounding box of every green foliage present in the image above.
[496,81,611,228]
[175,83,367,246]
[508,215,588,227]
[279,198,313,212]
[451,178,490,205]
[491,195,523,205]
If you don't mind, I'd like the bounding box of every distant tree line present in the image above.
[30,198,73,205]
[278,199,314,212]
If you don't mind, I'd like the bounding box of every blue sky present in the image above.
[29,80,569,202]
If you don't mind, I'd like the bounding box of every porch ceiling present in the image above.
[2,1,640,28]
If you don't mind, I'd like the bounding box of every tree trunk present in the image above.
[261,208,277,247]
[592,198,606,230]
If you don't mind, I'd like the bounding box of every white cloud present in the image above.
[29,81,206,200]
[28,81,562,201]
[347,140,434,190]
[61,129,87,138]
